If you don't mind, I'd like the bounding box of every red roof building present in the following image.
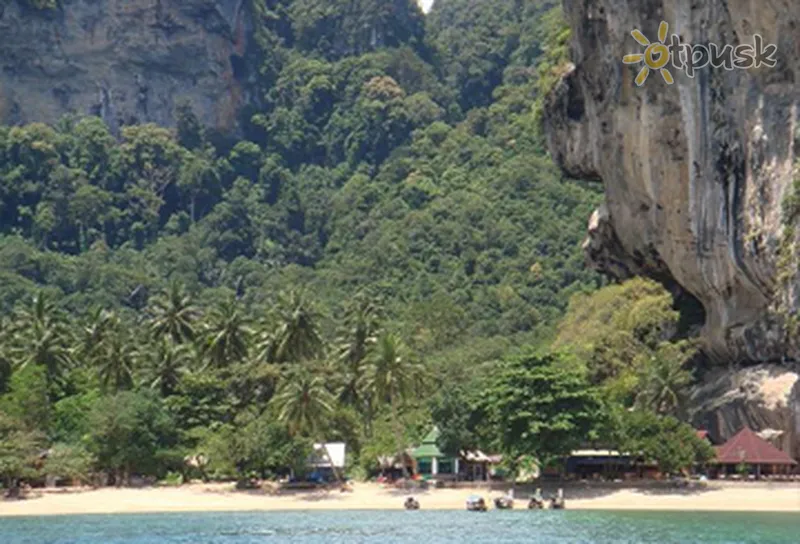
[713,427,797,477]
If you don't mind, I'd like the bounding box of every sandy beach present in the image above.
[1,482,798,517]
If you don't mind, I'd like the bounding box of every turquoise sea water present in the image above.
[2,510,799,543]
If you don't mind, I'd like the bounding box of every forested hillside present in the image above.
[0,1,710,488]
[0,0,591,335]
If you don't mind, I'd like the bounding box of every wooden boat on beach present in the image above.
[549,488,565,509]
[466,495,488,512]
[528,488,545,509]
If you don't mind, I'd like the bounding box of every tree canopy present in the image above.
[482,351,602,469]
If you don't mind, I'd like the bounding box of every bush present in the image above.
[43,443,94,485]
[161,471,184,487]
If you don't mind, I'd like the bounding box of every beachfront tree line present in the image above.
[430,278,716,477]
[0,278,713,492]
[0,287,428,488]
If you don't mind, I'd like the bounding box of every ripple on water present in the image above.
[1,510,798,544]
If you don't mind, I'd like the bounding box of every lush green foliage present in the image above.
[42,443,93,484]
[195,409,313,481]
[0,412,43,492]
[554,277,697,415]
[614,410,716,475]
[429,278,708,477]
[86,391,178,484]
[481,351,602,468]
[429,383,484,457]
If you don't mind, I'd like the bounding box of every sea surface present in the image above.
[2,510,799,543]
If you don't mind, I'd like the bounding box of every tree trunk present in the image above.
[77,223,85,253]
[318,441,343,485]
[4,477,20,499]
[364,396,374,439]
[391,396,409,480]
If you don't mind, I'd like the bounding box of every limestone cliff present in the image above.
[0,0,250,131]
[544,0,800,366]
[690,364,800,460]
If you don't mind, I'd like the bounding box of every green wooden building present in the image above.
[412,426,458,478]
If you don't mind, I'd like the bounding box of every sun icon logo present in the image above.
[623,21,675,86]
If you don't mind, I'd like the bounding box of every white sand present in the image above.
[568,483,800,511]
[1,482,798,517]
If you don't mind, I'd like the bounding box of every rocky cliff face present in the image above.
[544,0,800,366]
[690,364,800,460]
[0,0,249,131]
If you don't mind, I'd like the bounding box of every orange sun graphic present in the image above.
[623,21,675,86]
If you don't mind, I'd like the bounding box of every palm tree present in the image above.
[634,343,693,417]
[361,332,424,478]
[257,290,324,365]
[96,328,137,393]
[271,365,341,482]
[230,357,282,407]
[76,308,117,365]
[148,339,192,397]
[201,298,252,369]
[73,310,136,393]
[148,281,199,343]
[334,297,381,408]
[10,292,73,391]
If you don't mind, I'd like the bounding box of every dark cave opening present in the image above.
[674,287,707,339]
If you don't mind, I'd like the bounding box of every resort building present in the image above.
[565,449,636,479]
[411,427,500,481]
[711,427,797,478]
[412,427,458,479]
[559,448,668,480]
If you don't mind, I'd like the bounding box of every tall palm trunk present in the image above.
[391,395,409,480]
[318,441,343,484]
[364,397,374,438]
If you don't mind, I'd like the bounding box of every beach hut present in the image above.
[308,442,347,482]
[461,450,492,481]
[412,427,458,480]
[713,427,797,479]
[565,449,636,480]
[377,449,416,479]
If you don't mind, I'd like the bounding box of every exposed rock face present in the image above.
[0,0,248,131]
[544,0,800,364]
[690,365,800,459]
